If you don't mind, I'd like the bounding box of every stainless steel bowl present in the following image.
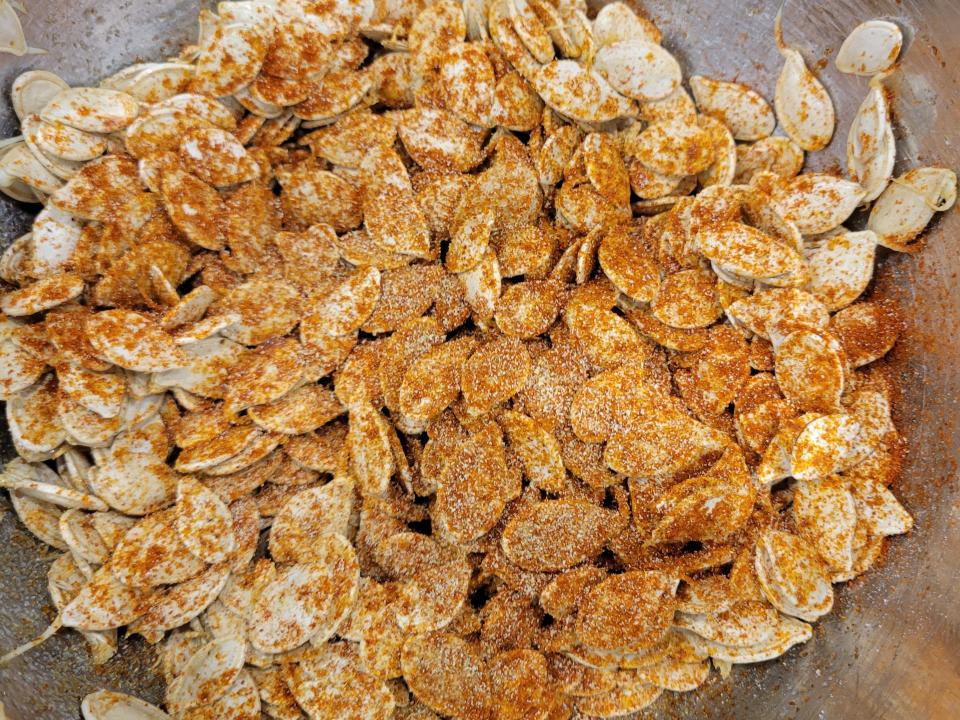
[1,1,958,718]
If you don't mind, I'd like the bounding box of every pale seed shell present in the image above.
[2,272,83,317]
[6,376,67,455]
[593,2,662,47]
[501,499,610,571]
[160,168,226,251]
[12,71,70,121]
[111,508,207,587]
[36,120,107,162]
[847,82,895,203]
[179,126,260,187]
[128,562,231,638]
[734,136,804,184]
[400,632,493,719]
[803,230,877,311]
[867,167,957,251]
[398,336,479,422]
[41,88,140,134]
[836,20,902,76]
[682,614,811,663]
[774,328,845,413]
[791,413,862,480]
[754,529,833,621]
[575,676,662,718]
[165,636,246,713]
[248,552,360,654]
[86,310,187,373]
[690,75,775,141]
[81,689,170,720]
[533,61,635,125]
[61,566,144,631]
[634,119,715,177]
[593,40,681,102]
[177,476,237,564]
[850,475,913,537]
[793,476,857,573]
[775,48,835,152]
[698,221,803,282]
[268,478,354,562]
[88,415,177,515]
[349,401,395,497]
[193,22,270,98]
[769,174,865,236]
[302,266,381,339]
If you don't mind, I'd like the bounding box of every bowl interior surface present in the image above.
[0,1,958,718]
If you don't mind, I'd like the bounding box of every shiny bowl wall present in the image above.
[0,1,957,718]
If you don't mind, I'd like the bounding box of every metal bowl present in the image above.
[0,1,958,718]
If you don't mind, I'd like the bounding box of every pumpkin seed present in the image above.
[836,19,902,76]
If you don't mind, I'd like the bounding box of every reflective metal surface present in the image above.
[0,1,957,718]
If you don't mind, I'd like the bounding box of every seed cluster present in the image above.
[0,3,953,720]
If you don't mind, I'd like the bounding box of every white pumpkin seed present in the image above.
[769,173,865,235]
[6,376,67,456]
[791,413,862,480]
[533,60,636,124]
[88,415,177,516]
[165,636,246,713]
[867,167,957,251]
[177,476,236,564]
[11,70,69,121]
[61,565,145,631]
[593,40,681,103]
[847,79,895,202]
[127,62,195,103]
[690,76,775,141]
[697,221,803,281]
[774,14,835,152]
[248,551,360,653]
[682,614,811,663]
[754,529,834,621]
[8,484,67,549]
[41,88,140,134]
[128,563,231,638]
[193,21,270,98]
[35,119,106,162]
[1,272,83,316]
[793,477,857,574]
[81,689,171,720]
[0,141,63,197]
[179,126,260,187]
[86,310,188,373]
[803,230,877,311]
[111,508,207,587]
[31,205,83,276]
[850,475,913,537]
[836,19,902,76]
[593,2,661,48]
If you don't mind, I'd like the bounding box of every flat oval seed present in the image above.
[836,20,902,76]
[177,476,236,564]
[775,48,835,151]
[690,76,775,141]
[81,689,170,720]
[593,40,681,102]
[501,499,610,571]
[85,310,187,373]
[165,636,245,713]
[41,88,140,134]
[697,221,802,281]
[1,272,84,316]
